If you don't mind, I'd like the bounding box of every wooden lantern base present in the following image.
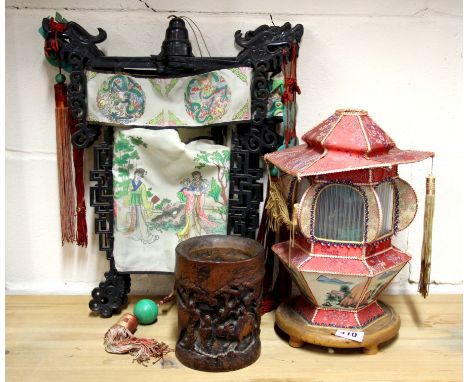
[275,299,401,355]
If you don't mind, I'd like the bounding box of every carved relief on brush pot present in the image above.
[174,235,264,371]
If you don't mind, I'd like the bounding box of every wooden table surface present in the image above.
[6,294,462,382]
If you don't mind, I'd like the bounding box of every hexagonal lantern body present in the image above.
[265,109,433,330]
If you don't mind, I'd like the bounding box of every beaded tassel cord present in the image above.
[44,16,80,245]
[104,313,171,366]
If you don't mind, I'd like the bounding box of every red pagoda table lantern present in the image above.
[265,109,434,354]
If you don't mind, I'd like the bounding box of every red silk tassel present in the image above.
[282,42,301,148]
[70,117,88,247]
[55,83,76,244]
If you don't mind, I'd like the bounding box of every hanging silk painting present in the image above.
[86,68,252,127]
[113,128,230,272]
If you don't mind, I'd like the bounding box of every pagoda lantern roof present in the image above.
[265,109,434,178]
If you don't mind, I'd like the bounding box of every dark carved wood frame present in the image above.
[42,16,303,317]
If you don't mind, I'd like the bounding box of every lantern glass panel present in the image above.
[375,181,394,237]
[315,185,364,242]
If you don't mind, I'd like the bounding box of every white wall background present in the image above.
[5,0,463,295]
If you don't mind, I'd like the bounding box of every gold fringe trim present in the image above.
[265,180,293,233]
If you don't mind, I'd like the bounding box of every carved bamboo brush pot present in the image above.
[175,235,264,372]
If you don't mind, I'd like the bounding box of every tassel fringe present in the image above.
[418,175,435,298]
[104,314,171,366]
[55,83,76,244]
[265,181,293,232]
[265,179,299,268]
[70,117,88,247]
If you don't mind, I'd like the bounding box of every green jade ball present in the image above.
[133,299,159,325]
[55,73,66,84]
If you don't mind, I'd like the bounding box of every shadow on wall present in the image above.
[60,144,109,290]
